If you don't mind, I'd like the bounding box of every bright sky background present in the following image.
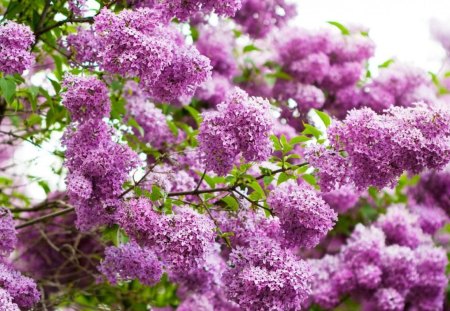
[13,0,450,202]
[294,0,450,72]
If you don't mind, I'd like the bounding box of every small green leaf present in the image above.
[290,135,310,145]
[221,196,239,211]
[303,124,323,139]
[314,109,332,128]
[270,135,283,151]
[0,78,16,104]
[379,59,395,68]
[185,106,202,127]
[128,117,145,137]
[277,172,291,185]
[243,44,262,53]
[302,174,317,186]
[327,21,350,35]
[249,181,266,198]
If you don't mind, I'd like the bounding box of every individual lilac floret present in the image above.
[124,82,179,149]
[0,21,35,75]
[198,88,273,175]
[223,237,311,311]
[196,25,237,79]
[234,0,296,38]
[375,205,424,249]
[0,262,40,309]
[99,242,163,286]
[66,27,100,65]
[267,180,337,248]
[372,288,405,311]
[0,288,19,311]
[62,75,110,122]
[0,208,16,256]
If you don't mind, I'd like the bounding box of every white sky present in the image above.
[294,0,450,72]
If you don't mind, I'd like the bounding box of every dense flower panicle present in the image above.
[223,237,311,311]
[62,75,110,122]
[99,242,163,286]
[267,180,337,248]
[94,8,211,104]
[0,21,35,75]
[318,104,450,190]
[0,288,19,311]
[0,262,40,309]
[409,204,449,234]
[177,294,214,311]
[0,208,16,256]
[381,245,418,292]
[196,26,237,79]
[375,205,425,248]
[408,170,450,216]
[198,88,273,175]
[124,82,179,148]
[234,0,296,38]
[66,27,100,65]
[143,47,212,104]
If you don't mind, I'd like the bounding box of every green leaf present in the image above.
[185,106,202,126]
[314,109,332,128]
[128,117,145,137]
[379,59,395,68]
[270,135,283,151]
[327,21,350,35]
[303,124,323,139]
[290,135,310,145]
[0,78,16,104]
[221,196,239,211]
[249,181,266,199]
[265,71,292,81]
[243,44,262,53]
[277,172,291,185]
[302,174,317,187]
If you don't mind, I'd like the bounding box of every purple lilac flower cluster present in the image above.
[308,104,450,190]
[0,208,16,256]
[198,88,273,175]
[66,27,99,65]
[0,21,35,75]
[234,0,296,39]
[94,8,211,104]
[307,206,448,311]
[62,75,139,231]
[267,180,337,248]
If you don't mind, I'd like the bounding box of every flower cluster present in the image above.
[0,261,40,309]
[274,27,374,124]
[198,88,273,175]
[307,207,448,311]
[0,21,35,75]
[234,0,296,38]
[66,27,99,65]
[308,104,450,191]
[223,237,311,311]
[129,0,242,21]
[267,180,337,248]
[124,82,180,149]
[0,208,16,256]
[68,0,86,16]
[62,75,139,230]
[99,241,163,286]
[94,8,211,104]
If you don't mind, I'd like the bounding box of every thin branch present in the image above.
[15,206,75,230]
[35,17,94,36]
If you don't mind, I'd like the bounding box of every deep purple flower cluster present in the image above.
[0,208,16,256]
[99,241,162,286]
[66,27,99,65]
[267,180,337,248]
[234,0,296,38]
[0,261,40,309]
[62,75,139,230]
[223,237,311,311]
[117,199,216,281]
[308,104,450,191]
[94,8,211,104]
[307,206,448,310]
[0,21,35,75]
[129,0,242,21]
[198,88,273,175]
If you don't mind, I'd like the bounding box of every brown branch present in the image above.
[34,17,94,37]
[15,206,75,230]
